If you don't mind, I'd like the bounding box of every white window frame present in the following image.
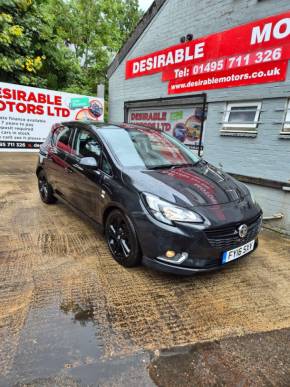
[282,99,290,133]
[222,102,262,132]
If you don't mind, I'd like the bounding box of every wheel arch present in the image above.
[103,204,143,266]
[102,204,142,252]
[36,166,43,177]
[102,204,124,226]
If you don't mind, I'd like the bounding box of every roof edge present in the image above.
[107,0,167,79]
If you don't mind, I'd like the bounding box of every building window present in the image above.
[282,100,290,133]
[222,102,262,133]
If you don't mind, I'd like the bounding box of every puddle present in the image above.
[0,295,154,386]
[0,300,103,385]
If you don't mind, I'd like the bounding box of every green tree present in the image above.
[0,0,142,95]
[54,0,142,95]
[0,0,44,85]
[0,0,81,88]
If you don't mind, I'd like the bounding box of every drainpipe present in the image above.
[198,93,207,157]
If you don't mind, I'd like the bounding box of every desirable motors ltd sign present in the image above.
[125,11,290,94]
[0,83,104,151]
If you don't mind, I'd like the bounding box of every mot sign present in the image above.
[125,11,290,94]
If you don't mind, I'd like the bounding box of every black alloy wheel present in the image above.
[105,209,141,267]
[38,171,56,204]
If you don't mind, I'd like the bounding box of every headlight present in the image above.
[142,193,203,225]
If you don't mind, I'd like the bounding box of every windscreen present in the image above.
[98,127,199,169]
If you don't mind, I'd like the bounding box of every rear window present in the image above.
[52,126,72,153]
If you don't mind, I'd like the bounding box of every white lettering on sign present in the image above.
[195,42,205,58]
[274,18,290,39]
[133,62,139,74]
[251,23,272,44]
[251,18,290,45]
[175,49,185,63]
[131,43,205,75]
[158,54,166,68]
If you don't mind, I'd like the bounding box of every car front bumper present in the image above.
[132,207,262,276]
[142,239,259,275]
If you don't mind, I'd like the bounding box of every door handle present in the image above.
[73,164,84,172]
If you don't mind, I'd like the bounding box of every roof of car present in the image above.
[61,121,161,132]
[61,120,113,128]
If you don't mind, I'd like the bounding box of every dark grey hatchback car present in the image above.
[36,121,262,275]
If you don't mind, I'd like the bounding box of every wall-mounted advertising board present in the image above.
[128,105,204,149]
[125,95,206,153]
[125,11,290,94]
[0,82,104,151]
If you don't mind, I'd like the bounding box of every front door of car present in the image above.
[65,126,103,220]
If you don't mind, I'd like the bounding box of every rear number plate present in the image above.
[222,240,255,264]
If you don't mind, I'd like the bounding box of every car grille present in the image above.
[205,213,262,250]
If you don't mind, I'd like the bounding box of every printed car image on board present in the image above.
[173,107,204,144]
[75,99,104,121]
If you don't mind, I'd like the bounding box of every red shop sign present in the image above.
[162,43,290,82]
[168,61,288,94]
[125,11,290,79]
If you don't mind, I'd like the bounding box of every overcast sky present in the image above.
[139,0,154,11]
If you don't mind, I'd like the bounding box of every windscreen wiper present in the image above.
[170,163,194,169]
[147,163,193,170]
[147,164,174,170]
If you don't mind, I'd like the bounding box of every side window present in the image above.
[222,102,262,132]
[55,126,72,153]
[101,154,113,176]
[51,126,62,145]
[73,129,101,159]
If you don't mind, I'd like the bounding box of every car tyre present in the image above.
[38,170,56,204]
[105,209,141,267]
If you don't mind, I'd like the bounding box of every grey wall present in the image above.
[203,97,290,182]
[246,183,290,235]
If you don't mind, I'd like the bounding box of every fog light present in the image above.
[157,252,189,265]
[166,250,176,258]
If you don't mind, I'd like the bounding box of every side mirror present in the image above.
[79,157,98,169]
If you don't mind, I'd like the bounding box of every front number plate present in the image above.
[222,240,255,264]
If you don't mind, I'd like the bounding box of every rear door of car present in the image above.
[45,124,75,198]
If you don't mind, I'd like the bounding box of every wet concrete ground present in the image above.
[0,153,290,386]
